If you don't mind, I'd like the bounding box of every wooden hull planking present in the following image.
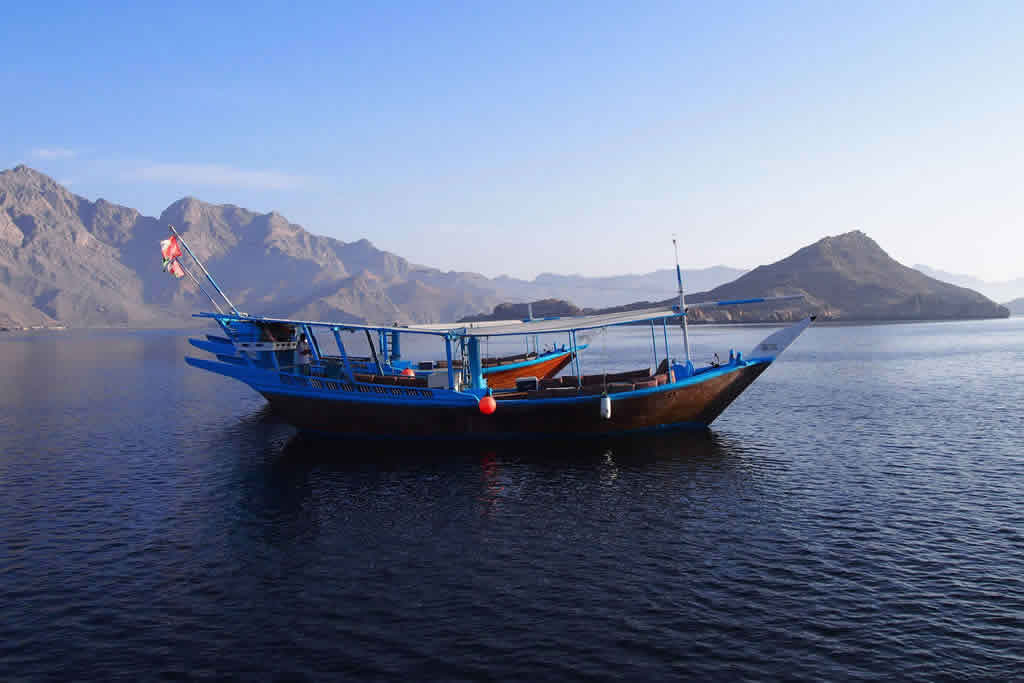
[259,362,769,439]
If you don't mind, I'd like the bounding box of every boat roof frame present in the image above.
[194,294,802,338]
[194,306,684,338]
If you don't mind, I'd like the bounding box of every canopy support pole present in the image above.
[662,318,671,368]
[365,330,382,374]
[467,337,486,392]
[303,325,322,362]
[650,321,658,372]
[390,331,401,361]
[332,328,355,381]
[445,336,455,390]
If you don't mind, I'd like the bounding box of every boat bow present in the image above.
[748,316,815,361]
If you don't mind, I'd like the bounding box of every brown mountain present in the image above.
[588,231,1008,322]
[0,165,504,327]
[0,167,1008,328]
[0,167,159,327]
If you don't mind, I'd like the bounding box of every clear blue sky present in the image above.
[3,1,1022,280]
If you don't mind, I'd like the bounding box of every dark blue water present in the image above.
[2,320,1022,680]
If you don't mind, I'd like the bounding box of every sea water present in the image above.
[1,320,1022,679]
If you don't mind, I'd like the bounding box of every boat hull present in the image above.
[258,362,769,439]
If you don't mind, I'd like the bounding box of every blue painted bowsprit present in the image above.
[168,224,239,316]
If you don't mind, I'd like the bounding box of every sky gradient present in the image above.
[3,1,1021,281]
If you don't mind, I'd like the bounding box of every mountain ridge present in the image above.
[579,231,1007,322]
[0,166,1008,328]
[0,166,744,328]
[0,165,495,327]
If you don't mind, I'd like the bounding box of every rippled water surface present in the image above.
[2,320,1023,680]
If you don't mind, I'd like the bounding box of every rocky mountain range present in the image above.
[0,166,741,329]
[0,167,441,327]
[0,166,1009,328]
[0,165,519,328]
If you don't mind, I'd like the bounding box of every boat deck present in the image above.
[299,361,681,401]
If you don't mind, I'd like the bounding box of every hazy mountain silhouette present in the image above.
[490,266,747,309]
[913,264,1024,303]
[1004,298,1024,316]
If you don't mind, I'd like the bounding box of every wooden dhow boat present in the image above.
[163,227,812,439]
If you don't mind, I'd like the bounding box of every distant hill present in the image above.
[490,266,746,309]
[460,298,581,322]
[1004,298,1024,316]
[586,231,1008,322]
[913,264,1024,303]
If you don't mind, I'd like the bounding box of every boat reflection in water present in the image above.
[255,427,761,521]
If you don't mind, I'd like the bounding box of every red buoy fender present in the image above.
[478,395,497,415]
[401,368,415,377]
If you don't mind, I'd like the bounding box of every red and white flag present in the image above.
[168,260,185,279]
[160,236,182,261]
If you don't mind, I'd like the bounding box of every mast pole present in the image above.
[673,236,692,367]
[167,224,240,315]
[177,260,224,314]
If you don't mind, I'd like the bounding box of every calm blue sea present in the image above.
[2,319,1022,680]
